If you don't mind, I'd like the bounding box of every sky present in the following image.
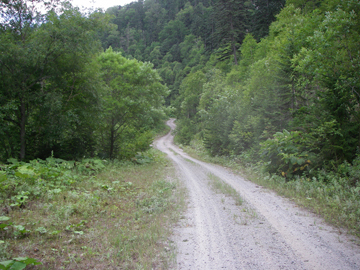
[70,0,135,11]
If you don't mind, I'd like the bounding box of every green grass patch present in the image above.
[0,149,185,269]
[207,173,243,206]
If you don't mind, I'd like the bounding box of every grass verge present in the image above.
[0,149,185,269]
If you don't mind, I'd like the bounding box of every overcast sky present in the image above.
[70,0,136,11]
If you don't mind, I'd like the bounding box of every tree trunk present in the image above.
[230,16,238,65]
[109,117,115,159]
[20,98,26,160]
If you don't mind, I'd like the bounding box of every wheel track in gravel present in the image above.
[155,119,360,270]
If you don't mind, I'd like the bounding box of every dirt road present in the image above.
[155,119,360,269]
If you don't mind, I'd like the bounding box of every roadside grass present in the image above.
[154,123,171,139]
[251,171,360,236]
[206,173,257,226]
[181,139,360,236]
[207,173,243,206]
[0,149,185,269]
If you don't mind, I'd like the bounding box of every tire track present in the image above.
[155,119,360,270]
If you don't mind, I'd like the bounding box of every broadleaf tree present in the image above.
[0,0,107,160]
[97,47,168,159]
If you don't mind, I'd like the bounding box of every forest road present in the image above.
[155,119,360,270]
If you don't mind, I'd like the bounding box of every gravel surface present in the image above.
[155,119,360,270]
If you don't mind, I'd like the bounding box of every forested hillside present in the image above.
[102,0,358,180]
[99,0,359,180]
[171,0,360,180]
[1,0,360,265]
[101,0,285,103]
[1,0,360,179]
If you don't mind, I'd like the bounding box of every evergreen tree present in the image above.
[248,0,286,40]
[211,0,248,64]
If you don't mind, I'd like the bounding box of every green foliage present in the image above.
[137,180,175,214]
[249,0,286,40]
[10,192,29,208]
[132,152,153,165]
[227,34,257,85]
[290,5,360,163]
[174,118,198,145]
[177,70,206,119]
[175,0,360,181]
[2,0,360,239]
[211,0,247,64]
[0,217,11,231]
[0,1,108,161]
[229,118,257,154]
[0,157,106,206]
[260,130,313,177]
[260,117,355,178]
[0,257,41,270]
[99,0,281,104]
[96,47,168,159]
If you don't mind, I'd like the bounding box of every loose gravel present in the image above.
[155,119,360,270]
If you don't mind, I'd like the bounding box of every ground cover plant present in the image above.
[180,138,360,237]
[0,149,184,269]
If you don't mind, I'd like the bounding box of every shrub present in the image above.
[260,129,315,178]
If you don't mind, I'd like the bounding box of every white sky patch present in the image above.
[70,0,136,11]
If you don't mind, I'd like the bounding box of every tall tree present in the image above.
[211,0,248,64]
[0,0,106,160]
[248,0,286,40]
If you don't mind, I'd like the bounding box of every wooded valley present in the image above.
[1,0,360,267]
[2,0,360,181]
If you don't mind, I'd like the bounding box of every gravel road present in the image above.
[155,119,360,270]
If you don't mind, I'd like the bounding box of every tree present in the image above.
[292,6,360,162]
[248,0,286,40]
[159,19,189,55]
[97,47,168,159]
[211,0,248,64]
[144,0,167,44]
[0,0,106,160]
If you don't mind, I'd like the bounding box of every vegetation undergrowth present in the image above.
[154,123,171,139]
[0,149,185,269]
[181,138,360,237]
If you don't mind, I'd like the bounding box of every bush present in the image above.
[260,129,315,178]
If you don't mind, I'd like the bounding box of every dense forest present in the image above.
[1,0,360,180]
[101,0,359,180]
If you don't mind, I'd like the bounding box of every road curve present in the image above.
[155,119,360,270]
